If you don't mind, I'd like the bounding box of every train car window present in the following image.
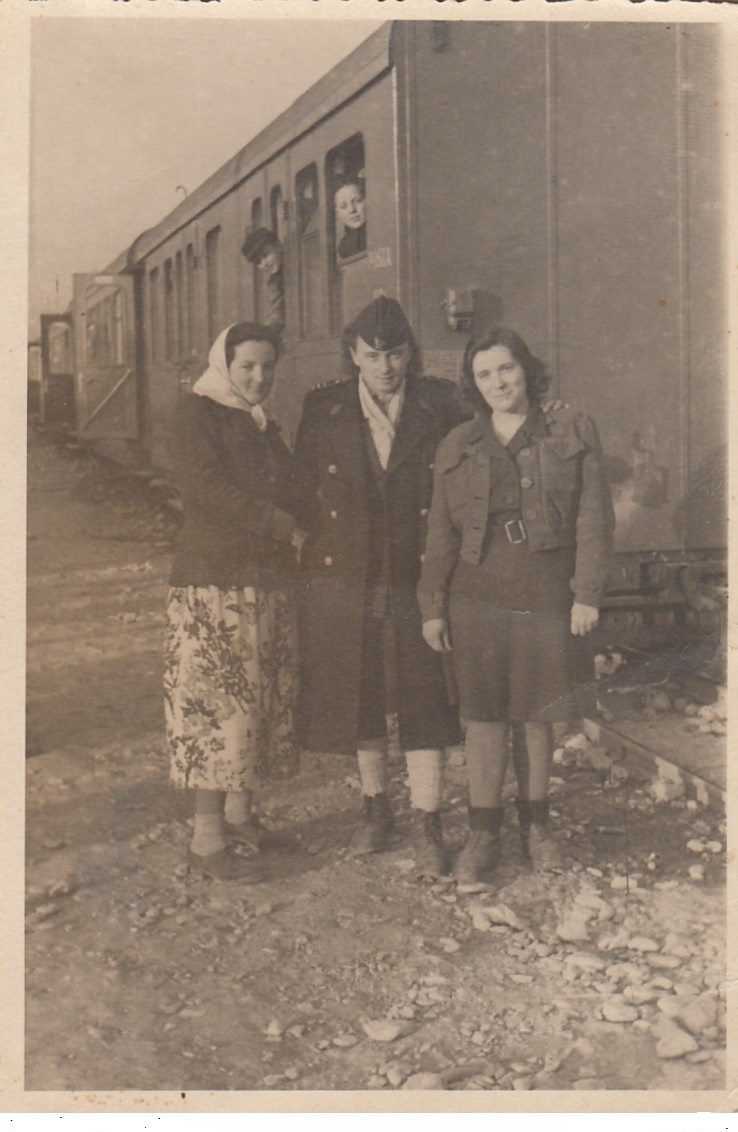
[270,186,284,245]
[149,267,161,364]
[185,244,196,355]
[175,251,184,358]
[295,163,325,339]
[250,198,264,322]
[326,135,366,332]
[164,258,175,360]
[205,226,221,344]
[113,289,125,365]
[327,135,366,264]
[48,321,73,374]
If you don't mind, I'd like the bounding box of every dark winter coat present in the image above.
[293,374,465,754]
[169,394,297,590]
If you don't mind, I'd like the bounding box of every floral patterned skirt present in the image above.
[164,585,300,791]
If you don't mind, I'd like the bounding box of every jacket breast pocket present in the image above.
[539,437,585,527]
[442,459,472,520]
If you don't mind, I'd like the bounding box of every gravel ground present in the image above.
[24,430,727,1099]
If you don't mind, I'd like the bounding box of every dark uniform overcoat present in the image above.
[294,373,464,755]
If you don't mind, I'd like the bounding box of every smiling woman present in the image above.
[164,321,302,884]
[418,327,615,884]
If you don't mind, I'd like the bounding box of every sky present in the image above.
[28,16,382,337]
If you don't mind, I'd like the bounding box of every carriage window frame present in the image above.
[149,267,161,364]
[249,198,264,322]
[185,244,196,357]
[270,185,284,246]
[175,250,184,358]
[325,134,366,334]
[326,134,367,266]
[295,162,326,340]
[205,225,222,345]
[164,257,175,360]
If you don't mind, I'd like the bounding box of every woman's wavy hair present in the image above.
[340,320,423,382]
[460,328,550,415]
[224,322,281,368]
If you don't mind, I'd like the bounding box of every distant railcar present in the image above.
[58,21,726,630]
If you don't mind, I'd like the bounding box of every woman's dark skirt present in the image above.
[449,535,596,723]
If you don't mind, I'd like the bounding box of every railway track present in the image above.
[585,644,726,812]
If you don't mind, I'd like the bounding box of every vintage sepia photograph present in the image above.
[18,4,732,1108]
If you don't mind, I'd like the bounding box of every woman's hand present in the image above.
[422,617,452,653]
[291,528,308,561]
[570,602,599,636]
[541,399,569,413]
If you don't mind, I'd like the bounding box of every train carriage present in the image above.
[61,20,725,635]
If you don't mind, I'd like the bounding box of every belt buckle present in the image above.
[504,518,526,544]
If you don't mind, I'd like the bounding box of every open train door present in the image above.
[72,273,139,440]
[40,313,75,428]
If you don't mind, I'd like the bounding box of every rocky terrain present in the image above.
[24,431,727,1098]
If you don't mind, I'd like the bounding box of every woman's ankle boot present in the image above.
[515,798,563,870]
[413,811,449,878]
[453,807,504,883]
[351,793,395,855]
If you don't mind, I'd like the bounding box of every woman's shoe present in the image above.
[526,823,563,870]
[226,817,265,850]
[414,811,449,878]
[453,829,500,883]
[515,799,563,871]
[187,847,265,884]
[351,793,395,855]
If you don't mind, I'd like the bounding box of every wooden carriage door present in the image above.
[73,273,138,440]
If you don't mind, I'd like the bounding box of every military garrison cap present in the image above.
[241,226,279,263]
[351,296,413,351]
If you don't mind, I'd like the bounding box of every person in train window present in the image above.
[334,179,367,261]
[292,296,463,877]
[417,329,615,883]
[164,322,301,883]
[241,226,285,333]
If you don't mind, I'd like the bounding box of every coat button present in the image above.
[419,553,425,563]
[525,509,538,521]
[428,462,435,471]
[328,464,338,475]
[324,556,333,566]
[520,477,533,489]
[329,510,338,520]
[420,508,429,517]
[520,447,531,458]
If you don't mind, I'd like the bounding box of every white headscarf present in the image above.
[192,324,268,431]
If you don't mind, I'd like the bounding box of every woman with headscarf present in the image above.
[164,322,300,883]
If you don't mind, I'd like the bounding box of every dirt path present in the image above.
[25,431,726,1096]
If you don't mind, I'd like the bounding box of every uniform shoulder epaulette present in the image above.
[421,374,458,391]
[310,378,344,393]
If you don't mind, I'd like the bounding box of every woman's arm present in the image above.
[291,390,324,534]
[417,440,463,631]
[570,413,616,618]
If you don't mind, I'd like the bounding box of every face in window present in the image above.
[350,336,411,401]
[256,243,282,276]
[228,339,277,406]
[335,184,366,231]
[472,345,530,416]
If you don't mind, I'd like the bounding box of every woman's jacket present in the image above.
[417,404,615,620]
[169,394,296,589]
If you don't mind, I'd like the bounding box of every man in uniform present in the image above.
[241,226,285,333]
[293,296,463,876]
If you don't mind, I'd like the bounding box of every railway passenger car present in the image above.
[60,20,726,634]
